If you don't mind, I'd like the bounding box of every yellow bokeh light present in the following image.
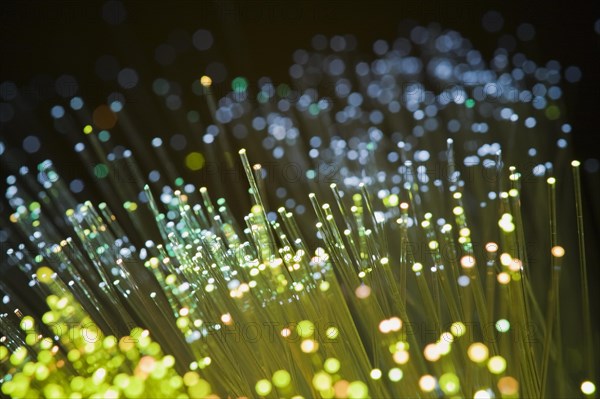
[460,255,476,268]
[581,381,596,395]
[468,343,489,363]
[497,272,511,284]
[185,152,206,171]
[419,375,436,392]
[487,355,507,374]
[200,76,212,87]
[551,245,565,258]
[424,343,441,362]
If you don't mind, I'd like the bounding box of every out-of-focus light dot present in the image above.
[370,369,382,380]
[474,389,492,399]
[309,136,322,147]
[69,179,84,193]
[94,164,109,178]
[388,368,403,382]
[562,123,572,133]
[496,319,510,332]
[460,255,475,268]
[232,76,248,92]
[70,97,84,110]
[325,327,338,340]
[151,137,163,147]
[524,117,536,128]
[347,381,368,399]
[439,373,460,395]
[498,376,519,395]
[107,92,126,107]
[23,136,41,153]
[548,86,562,100]
[410,26,429,44]
[565,66,582,83]
[393,350,409,364]
[93,105,117,129]
[450,322,465,337]
[528,148,537,157]
[488,355,507,374]
[388,317,402,331]
[355,284,371,299]
[330,35,347,51]
[280,328,291,338]
[200,76,212,87]
[313,371,332,390]
[498,272,511,284]
[546,105,560,120]
[0,141,4,156]
[485,242,499,252]
[373,39,389,56]
[272,370,291,388]
[255,379,272,396]
[324,357,340,373]
[98,130,111,142]
[297,320,314,338]
[551,245,565,257]
[301,339,317,353]
[458,275,470,287]
[424,343,441,361]
[117,68,138,89]
[581,381,596,395]
[36,266,55,284]
[468,343,489,363]
[419,375,436,392]
[51,105,65,119]
[110,101,123,112]
[193,29,214,51]
[153,78,170,96]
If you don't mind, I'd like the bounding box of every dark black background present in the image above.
[1,0,599,157]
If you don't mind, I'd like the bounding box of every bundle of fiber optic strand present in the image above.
[0,23,597,398]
